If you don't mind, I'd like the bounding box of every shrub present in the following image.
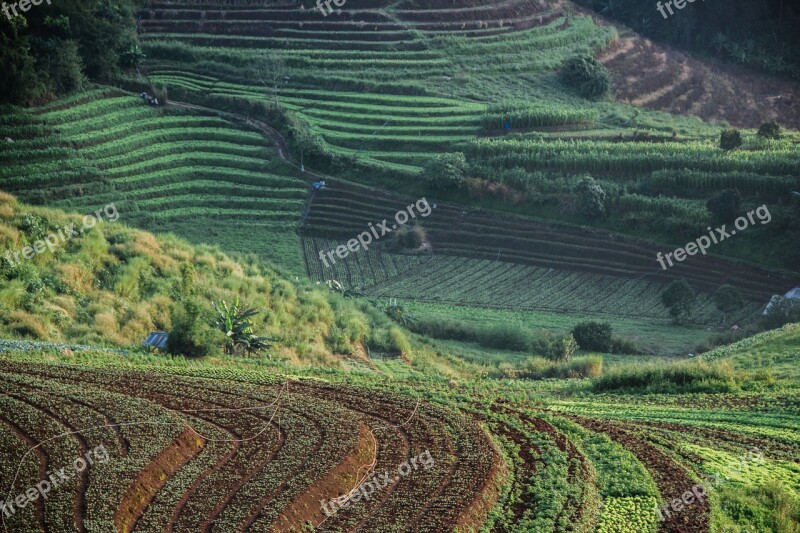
[559,55,613,99]
[420,152,467,190]
[572,321,613,352]
[662,279,696,324]
[394,225,427,250]
[610,336,640,355]
[713,285,744,325]
[480,322,536,352]
[575,176,606,220]
[513,355,603,380]
[167,300,220,358]
[388,326,412,357]
[408,316,474,342]
[706,189,742,224]
[760,297,800,330]
[550,333,579,362]
[757,120,782,140]
[720,129,743,150]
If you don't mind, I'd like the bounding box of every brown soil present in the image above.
[271,424,375,532]
[114,427,205,533]
[593,27,800,129]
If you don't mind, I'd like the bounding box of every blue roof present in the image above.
[144,332,169,350]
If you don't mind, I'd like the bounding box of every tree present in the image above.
[571,321,613,352]
[575,176,606,220]
[720,129,743,150]
[757,120,782,139]
[256,54,286,108]
[706,189,742,224]
[713,285,744,326]
[559,55,613,100]
[0,16,43,105]
[662,279,696,323]
[420,152,467,190]
[206,297,274,356]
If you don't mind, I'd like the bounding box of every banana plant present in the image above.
[207,297,274,356]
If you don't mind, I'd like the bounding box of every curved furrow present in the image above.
[0,414,49,532]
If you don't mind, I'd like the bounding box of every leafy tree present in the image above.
[713,285,744,326]
[559,55,613,99]
[420,152,467,190]
[706,189,742,224]
[662,279,696,323]
[575,176,606,220]
[571,321,613,352]
[0,0,142,104]
[757,120,782,139]
[207,297,274,356]
[36,39,86,94]
[720,129,743,150]
[0,16,43,105]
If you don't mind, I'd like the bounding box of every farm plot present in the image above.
[301,178,794,321]
[0,360,502,532]
[0,91,308,273]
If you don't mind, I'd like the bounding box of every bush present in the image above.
[662,279,696,323]
[757,120,782,140]
[167,300,220,358]
[706,189,742,224]
[720,129,743,150]
[610,336,640,355]
[559,55,613,99]
[480,322,536,352]
[575,176,606,220]
[369,326,412,357]
[511,355,603,380]
[394,225,427,250]
[408,316,474,342]
[420,152,467,190]
[572,321,613,352]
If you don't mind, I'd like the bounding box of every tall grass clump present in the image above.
[592,360,741,394]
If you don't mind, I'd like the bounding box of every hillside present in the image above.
[0,192,414,367]
[1,0,800,531]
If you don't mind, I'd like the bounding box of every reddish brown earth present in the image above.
[593,25,800,129]
[114,428,205,533]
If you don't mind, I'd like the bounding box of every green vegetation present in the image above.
[0,0,798,530]
[572,321,613,352]
[0,0,144,105]
[559,55,613,100]
[0,194,402,367]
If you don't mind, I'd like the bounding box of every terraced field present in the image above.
[138,0,616,172]
[300,178,794,326]
[0,359,500,532]
[0,89,308,273]
[1,327,798,532]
